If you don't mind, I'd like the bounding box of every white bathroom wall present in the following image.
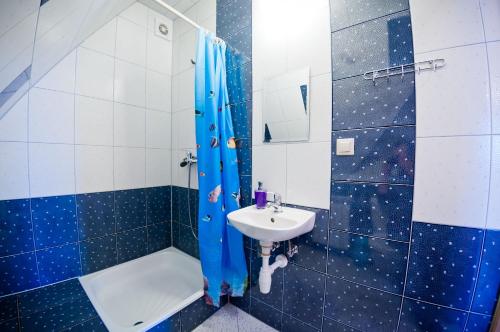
[170,0,216,189]
[411,0,500,230]
[0,2,173,200]
[251,0,332,209]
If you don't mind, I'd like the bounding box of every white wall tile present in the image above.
[0,142,29,200]
[487,135,500,230]
[146,70,171,112]
[252,91,263,146]
[415,44,491,137]
[147,8,173,36]
[252,144,287,201]
[114,146,146,190]
[81,18,117,57]
[309,73,332,142]
[172,68,194,112]
[119,2,148,27]
[116,17,147,66]
[146,110,171,149]
[173,30,195,75]
[75,96,114,146]
[35,50,76,94]
[76,47,114,101]
[146,148,171,187]
[413,136,490,228]
[29,88,74,144]
[171,148,198,188]
[29,143,75,197]
[114,59,146,107]
[0,94,28,142]
[488,41,500,134]
[75,145,113,193]
[172,109,195,150]
[114,103,145,147]
[481,0,500,42]
[410,0,485,54]
[147,33,173,75]
[286,142,330,209]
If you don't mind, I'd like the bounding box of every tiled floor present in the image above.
[193,303,277,332]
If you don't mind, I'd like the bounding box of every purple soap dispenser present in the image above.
[255,181,267,209]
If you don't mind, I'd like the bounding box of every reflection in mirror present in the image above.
[262,67,310,143]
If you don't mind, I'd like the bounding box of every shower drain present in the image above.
[133,321,144,326]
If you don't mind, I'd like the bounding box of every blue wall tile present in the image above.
[180,297,217,331]
[330,182,412,241]
[330,0,409,31]
[31,195,78,249]
[36,243,81,285]
[332,74,415,130]
[250,250,283,309]
[178,187,198,227]
[231,101,252,139]
[328,230,408,294]
[115,189,146,232]
[0,318,18,331]
[324,277,401,331]
[216,0,252,39]
[465,313,492,332]
[332,126,415,184]
[322,316,360,331]
[249,297,282,331]
[236,138,252,176]
[282,314,319,332]
[398,298,468,332]
[225,44,251,72]
[0,252,39,295]
[0,198,34,256]
[225,25,252,62]
[147,222,171,253]
[147,313,181,332]
[117,227,147,263]
[76,192,115,240]
[227,62,252,104]
[0,295,18,323]
[405,222,483,310]
[79,235,117,274]
[472,229,500,315]
[331,11,413,80]
[283,264,325,328]
[146,186,171,225]
[239,175,252,208]
[173,222,199,259]
[66,317,107,331]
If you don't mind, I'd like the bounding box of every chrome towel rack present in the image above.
[363,58,445,83]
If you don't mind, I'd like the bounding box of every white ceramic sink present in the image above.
[228,205,316,242]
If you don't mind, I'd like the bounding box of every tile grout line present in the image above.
[112,17,119,265]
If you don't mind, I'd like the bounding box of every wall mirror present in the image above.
[262,67,310,143]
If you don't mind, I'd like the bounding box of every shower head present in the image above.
[180,160,189,167]
[180,152,197,167]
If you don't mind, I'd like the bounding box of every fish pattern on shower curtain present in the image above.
[194,28,248,307]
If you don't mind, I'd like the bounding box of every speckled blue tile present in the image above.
[225,25,252,64]
[146,186,171,225]
[216,0,251,39]
[76,192,115,240]
[147,313,181,331]
[236,138,251,176]
[173,222,199,259]
[330,182,412,242]
[0,318,18,331]
[147,222,171,253]
[332,73,415,130]
[282,314,319,332]
[0,198,33,256]
[80,235,117,274]
[239,175,252,208]
[472,229,500,315]
[322,317,360,332]
[65,317,107,331]
[20,295,97,331]
[115,189,146,232]
[398,298,467,332]
[225,44,251,72]
[171,186,180,224]
[117,227,147,263]
[250,250,283,309]
[330,0,409,31]
[231,101,251,139]
[31,195,77,249]
[331,126,415,184]
[331,11,413,80]
[227,62,252,105]
[327,230,407,294]
[285,206,328,273]
[36,243,81,285]
[18,278,85,316]
[324,277,401,331]
[178,187,198,227]
[230,291,251,313]
[283,264,325,328]
[405,222,483,310]
[0,295,18,323]
[180,297,216,331]
[249,297,282,331]
[465,313,492,332]
[0,252,39,295]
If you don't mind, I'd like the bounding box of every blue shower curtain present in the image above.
[194,29,247,307]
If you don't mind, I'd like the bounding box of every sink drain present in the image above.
[133,321,144,326]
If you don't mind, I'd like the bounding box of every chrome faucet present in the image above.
[267,192,283,213]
